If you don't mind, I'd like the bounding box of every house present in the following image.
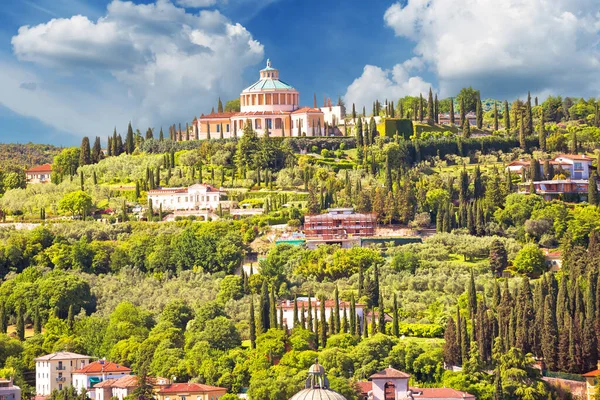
[358,367,475,400]
[304,208,377,249]
[543,249,562,272]
[155,382,227,400]
[438,112,477,126]
[583,365,600,400]
[26,164,52,184]
[518,179,589,201]
[35,352,91,395]
[0,377,21,400]
[554,154,594,179]
[147,184,226,211]
[72,360,132,398]
[94,376,170,400]
[277,298,366,330]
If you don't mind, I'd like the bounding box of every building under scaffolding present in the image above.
[304,208,377,245]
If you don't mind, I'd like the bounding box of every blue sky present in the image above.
[0,0,599,145]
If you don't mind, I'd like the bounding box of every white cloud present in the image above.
[343,58,433,111]
[5,0,264,139]
[175,0,218,7]
[383,0,600,98]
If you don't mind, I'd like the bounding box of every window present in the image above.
[255,119,262,129]
[226,124,230,132]
[181,396,186,400]
[266,119,272,129]
[216,124,220,133]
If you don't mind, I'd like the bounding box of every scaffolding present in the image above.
[304,212,377,239]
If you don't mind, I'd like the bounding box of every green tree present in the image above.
[125,122,135,154]
[504,100,511,132]
[79,137,91,166]
[589,171,598,206]
[59,191,92,217]
[489,240,508,277]
[513,244,546,276]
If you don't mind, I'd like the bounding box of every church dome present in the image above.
[289,359,347,400]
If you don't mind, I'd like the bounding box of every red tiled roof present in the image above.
[506,160,529,167]
[291,107,323,114]
[410,387,475,399]
[26,164,52,173]
[370,367,410,379]
[355,381,371,395]
[233,111,291,116]
[557,154,594,161]
[94,375,139,389]
[148,187,188,194]
[157,383,226,394]
[199,112,237,119]
[582,369,600,377]
[72,360,131,374]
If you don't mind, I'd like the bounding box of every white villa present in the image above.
[35,352,91,395]
[147,183,225,211]
[506,154,595,179]
[278,298,366,330]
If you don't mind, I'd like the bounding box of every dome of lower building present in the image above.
[289,359,347,400]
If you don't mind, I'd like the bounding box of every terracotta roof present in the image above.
[199,112,237,119]
[157,383,226,394]
[291,107,323,114]
[72,360,131,374]
[93,375,139,389]
[355,381,371,395]
[582,369,600,377]
[410,387,475,399]
[233,111,291,116]
[26,164,52,173]
[557,154,594,161]
[506,160,530,167]
[35,352,90,361]
[370,367,410,379]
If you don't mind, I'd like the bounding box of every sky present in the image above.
[0,0,599,145]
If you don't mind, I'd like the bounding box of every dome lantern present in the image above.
[288,359,347,400]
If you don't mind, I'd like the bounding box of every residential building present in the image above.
[155,382,227,400]
[72,360,132,398]
[95,376,170,400]
[0,378,21,400]
[359,367,475,400]
[506,154,595,180]
[277,298,366,330]
[26,164,52,184]
[583,365,600,400]
[437,112,477,126]
[192,59,329,140]
[518,179,589,201]
[304,208,377,249]
[147,184,226,211]
[543,249,562,272]
[35,352,91,396]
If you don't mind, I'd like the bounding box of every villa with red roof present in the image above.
[357,367,475,400]
[277,297,366,330]
[26,164,52,184]
[156,382,227,400]
[583,365,600,400]
[193,59,343,139]
[72,359,131,398]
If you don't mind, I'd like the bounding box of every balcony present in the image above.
[56,366,66,371]
[55,377,66,383]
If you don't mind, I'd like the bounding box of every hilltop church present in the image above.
[192,59,344,139]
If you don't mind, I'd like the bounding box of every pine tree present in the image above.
[80,136,91,166]
[504,100,510,132]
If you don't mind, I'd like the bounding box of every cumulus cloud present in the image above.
[383,0,600,98]
[344,58,433,110]
[6,0,264,139]
[175,0,218,7]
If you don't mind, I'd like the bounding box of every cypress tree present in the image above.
[460,97,466,126]
[91,136,102,163]
[269,285,277,329]
[515,277,534,354]
[378,293,385,334]
[259,281,270,333]
[538,109,546,151]
[427,88,434,123]
[370,307,377,335]
[456,310,463,365]
[307,295,313,333]
[293,295,299,327]
[301,305,306,329]
[79,171,84,192]
[588,171,598,206]
[525,91,533,135]
[542,295,558,370]
[519,110,526,150]
[342,307,348,333]
[218,97,223,113]
[473,165,483,199]
[334,286,340,334]
[392,293,399,337]
[67,304,74,333]
[504,100,510,132]
[319,297,327,348]
[419,93,424,121]
[159,127,164,141]
[126,122,135,154]
[279,306,284,331]
[467,269,477,318]
[350,294,357,335]
[460,313,469,365]
[463,116,471,138]
[476,93,483,129]
[449,97,455,124]
[16,306,24,341]
[0,304,6,334]
[249,298,256,348]
[121,199,128,222]
[93,170,97,186]
[493,102,499,131]
[434,94,439,123]
[80,136,91,166]
[570,130,579,154]
[443,315,459,366]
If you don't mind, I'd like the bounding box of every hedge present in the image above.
[397,323,444,338]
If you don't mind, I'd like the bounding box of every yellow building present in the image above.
[156,382,227,400]
[583,367,600,400]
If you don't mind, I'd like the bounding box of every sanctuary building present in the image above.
[193,59,344,139]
